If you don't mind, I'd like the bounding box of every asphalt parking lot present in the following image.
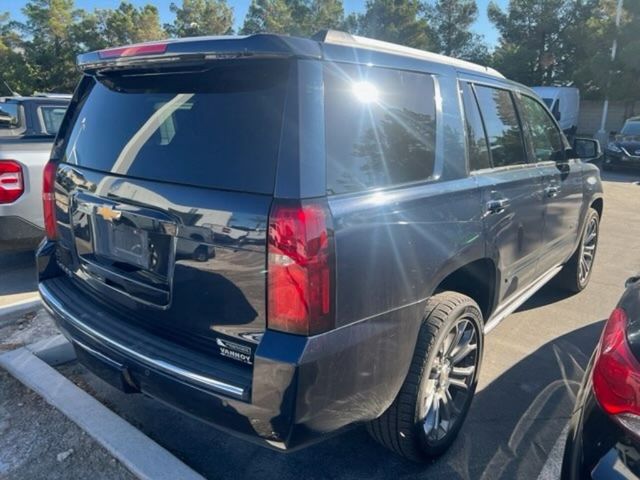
[1,169,639,480]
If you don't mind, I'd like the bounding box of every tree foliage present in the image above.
[488,0,640,100]
[241,0,344,36]
[352,0,431,50]
[0,0,638,101]
[166,0,234,37]
[426,0,488,63]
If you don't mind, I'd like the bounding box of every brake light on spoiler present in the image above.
[98,42,168,59]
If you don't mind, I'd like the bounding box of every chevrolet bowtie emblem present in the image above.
[96,205,122,222]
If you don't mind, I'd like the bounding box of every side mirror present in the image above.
[626,275,640,288]
[572,138,601,160]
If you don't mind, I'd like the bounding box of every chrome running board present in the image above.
[484,265,563,334]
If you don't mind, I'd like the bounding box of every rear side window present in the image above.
[62,59,290,194]
[460,82,490,171]
[324,64,437,195]
[39,105,67,135]
[520,95,564,162]
[0,102,25,137]
[474,86,527,168]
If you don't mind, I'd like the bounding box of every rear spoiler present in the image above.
[77,34,323,74]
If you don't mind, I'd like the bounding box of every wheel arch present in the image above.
[590,197,603,220]
[434,257,498,322]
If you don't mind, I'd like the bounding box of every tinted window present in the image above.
[0,102,24,137]
[461,82,490,171]
[324,64,436,195]
[474,86,527,168]
[63,60,290,194]
[622,121,640,136]
[520,95,564,162]
[39,105,67,135]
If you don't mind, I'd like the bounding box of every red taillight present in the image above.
[42,161,58,240]
[98,42,168,59]
[592,308,640,418]
[0,160,24,204]
[267,199,335,336]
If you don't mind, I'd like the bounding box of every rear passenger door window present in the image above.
[520,95,565,163]
[473,85,527,168]
[39,105,67,135]
[460,82,491,171]
[324,64,437,195]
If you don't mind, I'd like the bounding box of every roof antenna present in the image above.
[0,78,18,97]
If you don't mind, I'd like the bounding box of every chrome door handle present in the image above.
[545,185,560,198]
[486,198,509,214]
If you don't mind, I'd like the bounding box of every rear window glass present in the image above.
[39,105,67,135]
[63,60,290,194]
[0,102,25,137]
[324,64,437,195]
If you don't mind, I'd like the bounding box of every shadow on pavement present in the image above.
[516,281,576,313]
[599,168,640,184]
[58,317,605,480]
[0,251,38,298]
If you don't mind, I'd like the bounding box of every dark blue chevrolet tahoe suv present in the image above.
[37,31,604,461]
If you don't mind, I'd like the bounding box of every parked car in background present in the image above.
[562,275,640,479]
[532,86,580,136]
[38,31,602,462]
[0,94,70,251]
[603,116,640,171]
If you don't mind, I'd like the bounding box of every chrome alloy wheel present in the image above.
[579,216,598,285]
[419,318,479,442]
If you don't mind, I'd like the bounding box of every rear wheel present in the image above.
[557,208,599,293]
[367,292,483,462]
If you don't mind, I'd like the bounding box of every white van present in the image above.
[532,86,580,135]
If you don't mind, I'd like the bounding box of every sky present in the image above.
[4,0,506,47]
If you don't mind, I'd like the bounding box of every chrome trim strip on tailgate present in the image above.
[39,281,247,400]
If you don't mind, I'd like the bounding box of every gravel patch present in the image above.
[0,368,135,480]
[0,308,58,353]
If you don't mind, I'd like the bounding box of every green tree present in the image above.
[294,0,345,35]
[0,13,34,95]
[241,0,344,36]
[166,0,234,37]
[101,2,166,46]
[21,0,79,92]
[353,0,431,50]
[488,0,581,85]
[241,0,294,34]
[569,0,640,100]
[426,0,488,62]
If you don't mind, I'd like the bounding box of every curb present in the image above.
[0,343,205,480]
[0,296,42,325]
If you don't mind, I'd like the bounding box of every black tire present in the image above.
[556,208,600,293]
[366,292,484,462]
[193,245,208,262]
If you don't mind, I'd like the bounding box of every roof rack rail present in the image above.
[313,29,504,79]
[32,92,73,99]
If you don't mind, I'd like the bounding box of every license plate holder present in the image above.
[94,218,151,270]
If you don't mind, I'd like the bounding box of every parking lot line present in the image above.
[0,345,205,480]
[536,424,569,480]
